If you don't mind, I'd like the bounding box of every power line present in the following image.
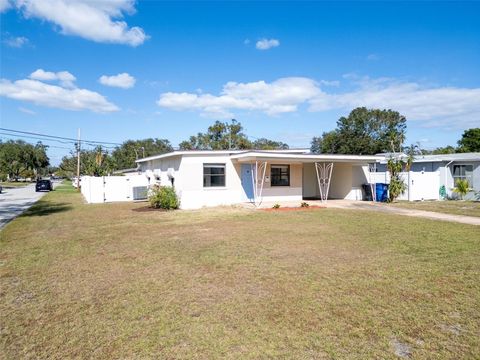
[0,132,75,145]
[0,127,123,146]
[0,136,73,150]
[0,131,119,150]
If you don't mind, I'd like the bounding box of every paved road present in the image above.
[0,184,50,229]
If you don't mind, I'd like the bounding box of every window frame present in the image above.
[203,163,226,188]
[270,164,290,187]
[452,164,474,187]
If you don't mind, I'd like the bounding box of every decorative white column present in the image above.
[315,162,334,203]
[252,161,267,207]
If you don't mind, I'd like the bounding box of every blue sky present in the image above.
[1,1,479,164]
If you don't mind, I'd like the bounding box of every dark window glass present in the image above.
[271,165,290,186]
[203,164,226,187]
[453,164,473,187]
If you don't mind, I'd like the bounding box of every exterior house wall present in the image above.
[176,155,244,209]
[261,163,303,202]
[445,161,480,200]
[302,163,369,200]
[140,156,181,187]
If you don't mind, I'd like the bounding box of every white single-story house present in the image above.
[376,152,480,200]
[136,149,380,209]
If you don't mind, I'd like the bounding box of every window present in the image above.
[203,164,226,187]
[453,164,473,187]
[271,165,290,186]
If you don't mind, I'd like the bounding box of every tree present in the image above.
[179,120,252,150]
[310,107,407,155]
[58,146,115,177]
[0,140,50,180]
[178,119,289,151]
[111,138,173,170]
[386,157,408,202]
[252,138,289,150]
[310,131,339,154]
[457,128,480,152]
[430,145,457,155]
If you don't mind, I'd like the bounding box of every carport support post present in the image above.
[252,161,267,207]
[315,162,334,203]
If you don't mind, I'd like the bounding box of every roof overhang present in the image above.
[230,152,381,164]
[136,149,311,163]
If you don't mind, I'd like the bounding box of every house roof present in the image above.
[377,152,480,164]
[412,153,480,163]
[135,149,310,163]
[136,149,380,164]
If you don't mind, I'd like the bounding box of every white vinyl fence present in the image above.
[81,175,150,204]
[371,171,440,201]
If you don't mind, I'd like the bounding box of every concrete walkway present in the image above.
[0,184,50,229]
[326,201,480,226]
[250,199,480,226]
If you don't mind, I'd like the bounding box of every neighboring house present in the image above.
[376,153,480,200]
[112,167,140,175]
[136,149,380,209]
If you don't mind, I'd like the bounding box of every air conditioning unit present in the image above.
[132,186,148,200]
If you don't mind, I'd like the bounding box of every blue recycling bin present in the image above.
[375,183,389,202]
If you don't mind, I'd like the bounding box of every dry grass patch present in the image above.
[1,186,479,359]
[390,200,480,217]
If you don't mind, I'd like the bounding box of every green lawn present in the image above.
[390,200,480,218]
[0,181,30,188]
[1,187,479,359]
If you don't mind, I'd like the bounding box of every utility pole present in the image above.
[76,128,81,191]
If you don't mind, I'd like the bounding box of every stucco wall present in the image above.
[177,155,245,209]
[302,163,369,200]
[261,163,303,201]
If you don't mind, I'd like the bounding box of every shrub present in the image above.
[386,157,407,202]
[272,203,281,209]
[300,202,310,208]
[148,185,180,210]
[453,179,470,200]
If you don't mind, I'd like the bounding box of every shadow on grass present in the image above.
[19,200,73,218]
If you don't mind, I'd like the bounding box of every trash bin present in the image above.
[362,184,373,201]
[375,183,389,202]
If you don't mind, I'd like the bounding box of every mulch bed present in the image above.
[260,206,325,212]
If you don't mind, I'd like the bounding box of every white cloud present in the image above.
[319,80,340,87]
[29,69,76,88]
[3,35,29,47]
[0,72,119,113]
[309,76,480,127]
[256,38,280,50]
[0,0,11,12]
[366,53,380,61]
[13,0,148,46]
[18,106,36,115]
[158,77,321,118]
[99,72,136,89]
[157,76,480,127]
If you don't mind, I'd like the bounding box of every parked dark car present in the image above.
[35,179,52,192]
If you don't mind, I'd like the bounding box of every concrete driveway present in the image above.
[251,199,480,226]
[326,200,480,226]
[0,184,51,229]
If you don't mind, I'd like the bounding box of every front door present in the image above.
[241,164,254,201]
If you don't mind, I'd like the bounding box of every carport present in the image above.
[230,152,380,206]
